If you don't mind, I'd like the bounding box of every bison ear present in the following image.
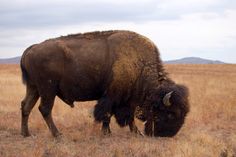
[163,91,173,107]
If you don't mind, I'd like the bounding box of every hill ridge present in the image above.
[164,57,225,64]
[0,56,225,64]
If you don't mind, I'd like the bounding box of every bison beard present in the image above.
[94,103,132,127]
[94,98,136,135]
[20,30,189,138]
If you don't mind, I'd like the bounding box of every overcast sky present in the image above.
[0,0,236,63]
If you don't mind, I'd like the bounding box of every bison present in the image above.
[20,30,189,137]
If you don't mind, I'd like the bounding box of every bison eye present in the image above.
[167,113,175,120]
[152,102,159,107]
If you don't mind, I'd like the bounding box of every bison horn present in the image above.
[163,91,173,107]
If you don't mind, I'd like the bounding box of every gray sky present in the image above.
[0,0,236,63]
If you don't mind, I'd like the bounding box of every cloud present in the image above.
[0,0,160,28]
[0,0,235,63]
[144,9,236,61]
[2,0,234,28]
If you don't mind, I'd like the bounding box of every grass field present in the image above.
[0,64,235,157]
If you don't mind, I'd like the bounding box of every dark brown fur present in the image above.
[20,30,189,137]
[143,83,189,136]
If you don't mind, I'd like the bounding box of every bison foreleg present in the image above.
[128,105,144,136]
[129,120,144,136]
[39,95,61,137]
[102,113,112,135]
[94,97,113,135]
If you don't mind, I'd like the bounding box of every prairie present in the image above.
[0,64,235,157]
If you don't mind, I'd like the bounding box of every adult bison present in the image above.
[20,30,189,137]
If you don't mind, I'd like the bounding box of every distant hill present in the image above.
[0,56,225,64]
[0,56,20,64]
[164,57,225,64]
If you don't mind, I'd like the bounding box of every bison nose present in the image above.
[167,114,174,120]
[153,123,182,137]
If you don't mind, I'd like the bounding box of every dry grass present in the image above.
[0,64,235,157]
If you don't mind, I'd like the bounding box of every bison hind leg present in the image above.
[21,84,39,137]
[38,94,61,137]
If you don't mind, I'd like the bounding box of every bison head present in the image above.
[140,84,190,137]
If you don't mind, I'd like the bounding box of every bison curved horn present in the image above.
[163,91,173,107]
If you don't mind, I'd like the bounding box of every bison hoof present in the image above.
[21,132,31,137]
[53,132,62,138]
[132,129,144,137]
[102,128,111,135]
[138,130,145,137]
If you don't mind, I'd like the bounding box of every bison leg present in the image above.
[129,119,144,136]
[21,84,39,137]
[101,113,112,135]
[128,106,144,136]
[38,95,61,137]
[94,97,113,135]
[144,120,154,136]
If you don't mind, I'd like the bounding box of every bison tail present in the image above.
[20,46,33,85]
[20,44,36,85]
[20,59,28,85]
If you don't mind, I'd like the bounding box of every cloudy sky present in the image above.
[0,0,236,63]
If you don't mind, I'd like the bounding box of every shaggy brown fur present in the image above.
[143,83,189,136]
[20,30,189,137]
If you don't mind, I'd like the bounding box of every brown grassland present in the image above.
[0,64,235,157]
